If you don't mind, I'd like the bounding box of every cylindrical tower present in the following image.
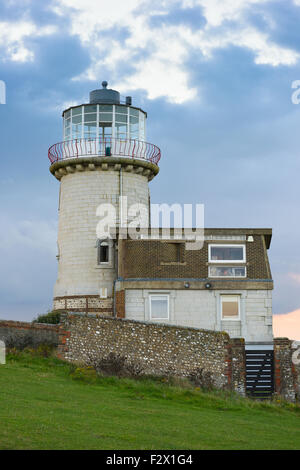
[49,82,161,315]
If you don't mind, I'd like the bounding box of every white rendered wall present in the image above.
[125,289,273,343]
[54,169,149,298]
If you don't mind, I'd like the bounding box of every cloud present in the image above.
[183,0,271,27]
[273,309,300,341]
[0,19,57,62]
[50,0,300,103]
[1,1,299,101]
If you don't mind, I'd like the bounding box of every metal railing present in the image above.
[48,137,161,165]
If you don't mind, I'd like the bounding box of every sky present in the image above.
[0,0,300,339]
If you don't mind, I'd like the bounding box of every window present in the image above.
[99,241,109,264]
[221,295,240,320]
[209,266,246,278]
[150,295,169,320]
[209,244,245,263]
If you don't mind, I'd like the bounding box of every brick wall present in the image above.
[0,320,59,349]
[120,233,272,281]
[228,338,246,395]
[58,313,246,394]
[115,290,125,318]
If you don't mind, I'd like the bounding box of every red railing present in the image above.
[48,137,161,165]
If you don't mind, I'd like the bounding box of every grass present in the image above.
[0,349,299,450]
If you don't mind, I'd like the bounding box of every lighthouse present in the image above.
[49,82,161,315]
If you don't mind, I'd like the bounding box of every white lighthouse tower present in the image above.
[49,81,161,315]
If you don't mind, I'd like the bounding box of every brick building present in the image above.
[116,228,273,346]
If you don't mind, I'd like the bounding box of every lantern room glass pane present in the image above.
[99,113,113,122]
[64,110,71,119]
[115,105,127,114]
[130,122,139,139]
[72,123,82,138]
[84,113,97,123]
[84,123,96,139]
[72,106,82,116]
[84,122,96,129]
[84,105,97,113]
[139,112,146,140]
[99,125,112,137]
[99,105,112,112]
[130,115,138,124]
[115,123,127,138]
[72,114,82,124]
[130,108,139,117]
[115,114,127,123]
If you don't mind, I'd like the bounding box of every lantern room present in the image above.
[48,81,161,166]
[62,81,146,142]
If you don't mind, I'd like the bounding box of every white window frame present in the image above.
[220,295,241,321]
[208,244,246,263]
[209,266,247,278]
[149,294,169,321]
[98,240,109,265]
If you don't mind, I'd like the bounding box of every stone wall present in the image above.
[58,313,246,394]
[53,295,113,315]
[228,338,246,395]
[293,349,300,400]
[274,338,300,402]
[0,320,59,349]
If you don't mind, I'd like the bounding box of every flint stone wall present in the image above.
[274,338,300,402]
[58,313,246,394]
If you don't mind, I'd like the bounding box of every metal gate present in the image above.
[246,350,274,399]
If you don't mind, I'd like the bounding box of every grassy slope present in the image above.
[0,351,299,450]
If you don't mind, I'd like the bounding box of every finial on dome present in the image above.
[102,81,108,89]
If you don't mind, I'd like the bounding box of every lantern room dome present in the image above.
[90,81,121,105]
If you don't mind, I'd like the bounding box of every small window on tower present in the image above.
[99,241,109,264]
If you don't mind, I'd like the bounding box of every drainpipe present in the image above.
[113,278,117,318]
[113,168,123,318]
[119,167,123,227]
